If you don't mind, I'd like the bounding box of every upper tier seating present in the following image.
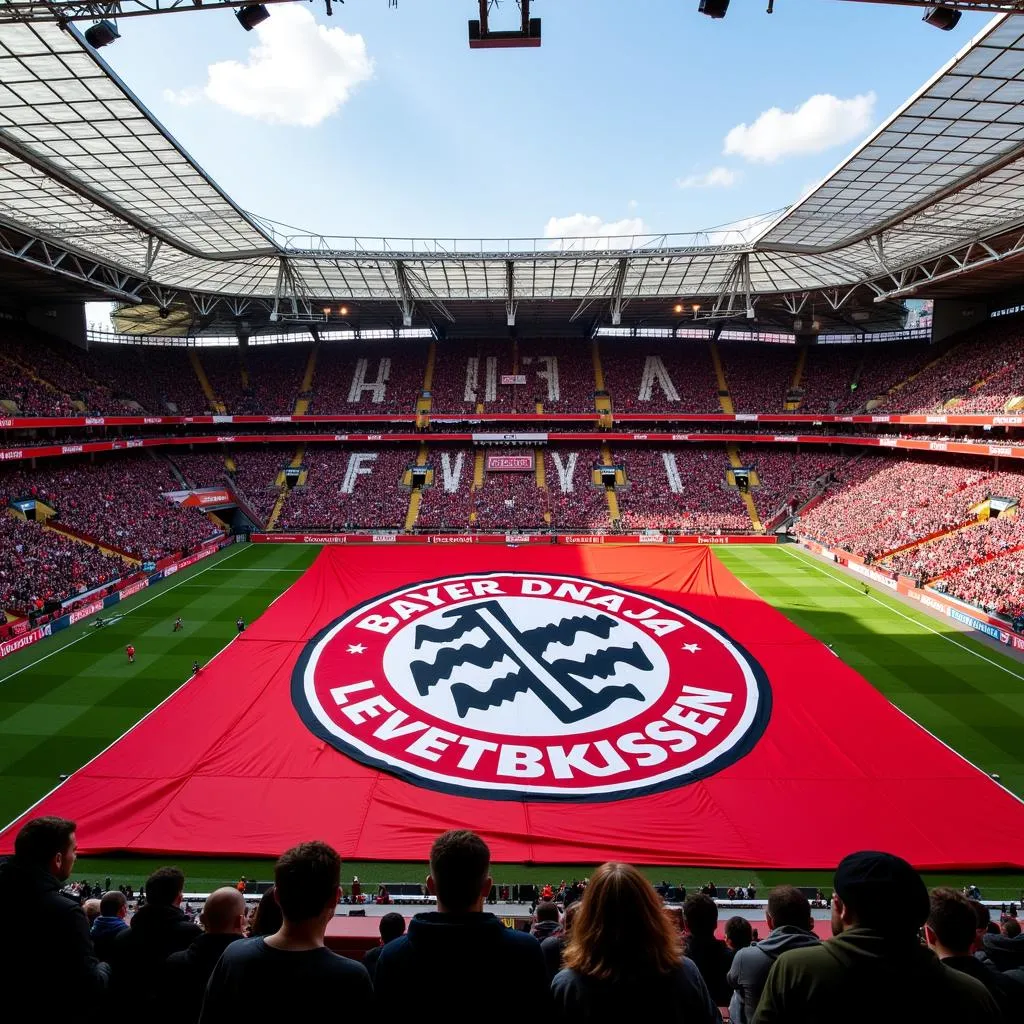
[309,343,426,416]
[602,342,720,415]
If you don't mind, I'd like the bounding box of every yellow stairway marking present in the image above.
[710,343,734,414]
[188,350,226,414]
[417,342,436,420]
[592,340,611,419]
[293,345,318,415]
[785,347,807,411]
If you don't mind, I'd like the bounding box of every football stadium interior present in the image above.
[4,1,1024,996]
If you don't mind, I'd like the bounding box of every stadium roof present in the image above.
[1,12,1024,333]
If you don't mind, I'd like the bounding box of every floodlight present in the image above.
[922,6,961,31]
[698,0,729,19]
[674,303,683,314]
[236,4,270,31]
[84,20,119,49]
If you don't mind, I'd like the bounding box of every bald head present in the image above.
[83,898,102,925]
[200,887,247,935]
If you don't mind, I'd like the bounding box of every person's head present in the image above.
[563,901,580,936]
[427,830,491,914]
[274,841,342,926]
[767,885,814,932]
[249,886,283,937]
[83,898,102,925]
[14,816,77,881]
[378,911,406,944]
[924,888,976,957]
[100,891,127,920]
[1003,918,1022,938]
[145,867,186,908]
[831,851,929,938]
[725,915,754,951]
[969,898,990,943]
[200,887,247,936]
[535,900,560,924]
[683,893,719,938]
[564,862,681,982]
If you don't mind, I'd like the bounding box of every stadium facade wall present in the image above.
[0,537,232,662]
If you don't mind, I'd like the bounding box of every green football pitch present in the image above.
[2,542,1022,897]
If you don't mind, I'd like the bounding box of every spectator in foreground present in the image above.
[247,885,283,938]
[726,916,754,952]
[362,911,406,981]
[727,885,820,1024]
[551,862,719,1023]
[110,866,201,1007]
[165,887,246,1024]
[976,912,1024,988]
[374,830,550,1023]
[199,842,371,1024]
[0,816,109,1001]
[83,898,102,926]
[532,899,563,941]
[91,890,129,962]
[542,901,580,981]
[925,887,1021,1020]
[755,851,1000,1023]
[684,892,734,1006]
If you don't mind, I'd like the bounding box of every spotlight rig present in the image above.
[699,1,1024,25]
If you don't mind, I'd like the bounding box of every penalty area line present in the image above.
[0,545,246,688]
[780,545,1024,683]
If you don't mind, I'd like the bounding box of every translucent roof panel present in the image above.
[0,20,275,258]
[756,13,1024,255]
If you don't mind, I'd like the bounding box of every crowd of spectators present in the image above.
[86,343,211,415]
[228,448,289,523]
[427,341,508,414]
[472,469,547,530]
[739,448,841,522]
[935,549,1024,621]
[203,345,309,416]
[796,455,1021,560]
[0,514,126,614]
[795,347,864,414]
[0,453,221,560]
[602,342,721,414]
[309,343,426,416]
[720,344,796,413]
[171,452,230,489]
[4,818,1019,1024]
[885,514,1024,583]
[278,446,416,531]
[415,452,475,530]
[614,447,751,532]
[0,355,79,416]
[543,450,612,531]
[518,339,597,412]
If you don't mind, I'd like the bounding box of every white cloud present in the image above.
[723,92,876,163]
[677,166,740,189]
[543,213,648,250]
[164,6,373,127]
[628,199,639,210]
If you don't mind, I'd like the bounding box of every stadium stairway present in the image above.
[265,447,304,531]
[599,443,621,524]
[293,345,318,416]
[710,344,735,414]
[784,347,807,411]
[535,447,551,525]
[592,341,613,423]
[416,342,436,425]
[727,444,763,532]
[403,444,429,531]
[188,350,226,414]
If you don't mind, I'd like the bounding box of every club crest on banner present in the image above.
[292,572,770,800]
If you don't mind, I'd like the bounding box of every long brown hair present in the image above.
[563,862,681,981]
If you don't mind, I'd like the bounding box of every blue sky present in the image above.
[97,0,991,242]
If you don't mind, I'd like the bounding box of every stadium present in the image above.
[1,0,1024,1015]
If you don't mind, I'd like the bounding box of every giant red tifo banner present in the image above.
[4,546,1023,869]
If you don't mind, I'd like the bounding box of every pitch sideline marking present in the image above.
[779,545,1024,683]
[0,545,247,687]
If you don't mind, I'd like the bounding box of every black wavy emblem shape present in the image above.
[409,600,650,724]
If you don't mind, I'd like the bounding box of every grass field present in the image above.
[2,542,1022,898]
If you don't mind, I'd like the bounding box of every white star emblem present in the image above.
[346,643,367,655]
[681,643,701,653]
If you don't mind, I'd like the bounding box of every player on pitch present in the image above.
[125,644,136,664]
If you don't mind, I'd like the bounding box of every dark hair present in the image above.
[100,891,127,917]
[274,842,341,922]
[379,911,406,943]
[144,867,185,907]
[14,817,75,866]
[767,885,812,929]
[563,901,580,935]
[969,899,990,930]
[683,893,718,937]
[429,830,490,912]
[249,886,283,937]
[1004,919,1022,938]
[725,915,754,950]
[536,900,560,923]
[927,889,976,954]
[564,863,681,981]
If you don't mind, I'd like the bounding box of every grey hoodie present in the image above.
[727,925,821,1024]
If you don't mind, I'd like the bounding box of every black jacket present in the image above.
[943,954,1023,1022]
[551,959,721,1024]
[541,934,568,980]
[0,858,109,1005]
[110,903,201,1008]
[976,932,1024,977]
[685,933,734,1007]
[164,933,244,1024]
[375,912,550,1022]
